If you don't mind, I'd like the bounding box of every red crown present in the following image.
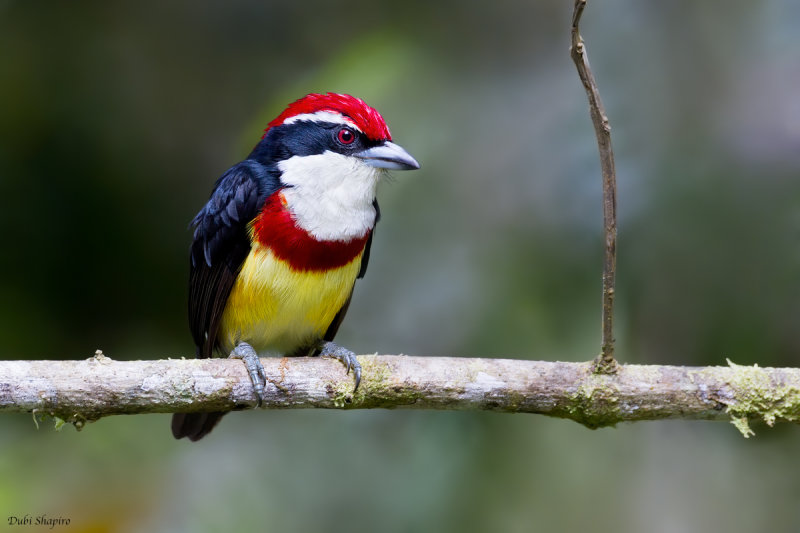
[264,93,392,142]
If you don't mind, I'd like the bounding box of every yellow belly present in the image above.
[218,243,362,355]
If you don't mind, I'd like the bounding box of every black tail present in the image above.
[171,412,227,441]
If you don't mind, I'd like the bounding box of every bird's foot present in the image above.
[317,341,362,392]
[230,342,266,407]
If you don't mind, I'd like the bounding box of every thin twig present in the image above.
[2,354,800,438]
[570,0,618,373]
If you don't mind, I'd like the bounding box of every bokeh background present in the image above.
[2,1,799,531]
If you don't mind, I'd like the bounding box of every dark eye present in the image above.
[337,127,356,145]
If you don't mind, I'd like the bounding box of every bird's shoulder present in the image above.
[191,159,280,268]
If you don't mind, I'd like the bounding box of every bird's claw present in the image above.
[230,342,266,407]
[318,341,362,392]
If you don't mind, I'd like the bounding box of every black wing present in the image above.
[357,199,380,279]
[188,160,278,358]
[174,160,277,441]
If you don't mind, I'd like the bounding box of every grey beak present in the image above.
[354,141,420,171]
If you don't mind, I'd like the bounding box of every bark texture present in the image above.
[2,352,799,437]
[571,0,619,371]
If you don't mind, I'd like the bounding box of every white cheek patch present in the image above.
[278,151,380,241]
[282,111,362,133]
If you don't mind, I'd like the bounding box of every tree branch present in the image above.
[3,352,799,438]
[571,0,619,372]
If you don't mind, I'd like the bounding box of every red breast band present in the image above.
[252,192,370,272]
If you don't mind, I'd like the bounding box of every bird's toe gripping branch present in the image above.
[318,341,362,392]
[230,342,267,407]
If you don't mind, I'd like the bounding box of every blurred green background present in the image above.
[2,1,799,531]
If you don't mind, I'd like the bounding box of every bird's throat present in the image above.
[276,151,380,241]
[251,192,370,272]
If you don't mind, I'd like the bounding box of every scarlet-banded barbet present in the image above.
[171,93,419,441]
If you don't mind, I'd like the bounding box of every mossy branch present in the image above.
[2,352,799,437]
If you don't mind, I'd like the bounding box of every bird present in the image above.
[171,93,419,441]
